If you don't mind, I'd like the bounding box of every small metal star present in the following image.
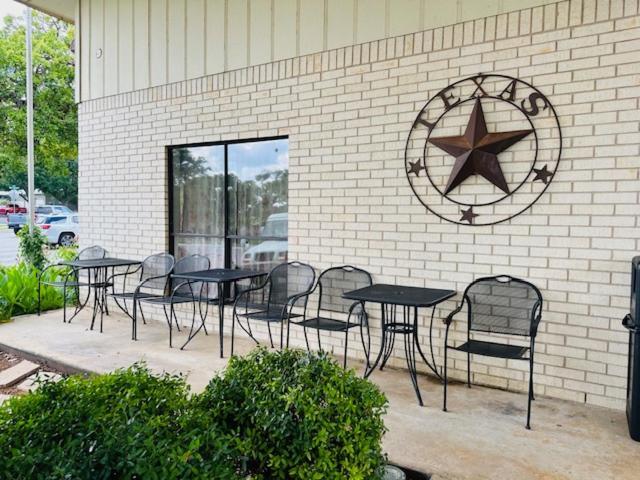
[532,164,553,184]
[407,160,425,176]
[460,207,479,224]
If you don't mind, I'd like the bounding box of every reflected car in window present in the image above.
[241,213,288,270]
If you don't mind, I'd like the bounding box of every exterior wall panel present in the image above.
[167,0,186,84]
[186,0,206,79]
[149,0,167,87]
[133,0,149,91]
[273,0,298,61]
[205,0,226,75]
[226,0,248,71]
[118,0,134,93]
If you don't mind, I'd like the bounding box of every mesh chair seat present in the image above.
[41,280,112,289]
[239,308,304,322]
[453,340,529,359]
[139,294,200,305]
[109,291,162,300]
[296,316,361,332]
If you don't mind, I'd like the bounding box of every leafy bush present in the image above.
[0,365,238,480]
[197,348,389,480]
[17,225,48,270]
[0,262,69,321]
[0,352,389,479]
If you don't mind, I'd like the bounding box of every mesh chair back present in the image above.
[465,276,542,337]
[77,245,108,260]
[268,261,315,309]
[140,253,175,291]
[172,254,210,296]
[317,266,372,317]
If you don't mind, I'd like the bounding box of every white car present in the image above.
[36,214,80,246]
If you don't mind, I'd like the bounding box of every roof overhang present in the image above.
[15,0,75,24]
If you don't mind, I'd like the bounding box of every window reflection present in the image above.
[170,138,288,273]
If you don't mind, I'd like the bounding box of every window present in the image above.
[169,137,288,272]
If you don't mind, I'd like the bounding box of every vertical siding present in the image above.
[226,0,248,71]
[79,0,560,101]
[149,0,167,87]
[327,0,354,50]
[299,0,325,55]
[118,0,133,93]
[88,0,103,99]
[205,0,226,75]
[249,0,272,65]
[103,0,118,96]
[273,0,297,61]
[133,0,149,91]
[79,0,90,102]
[186,0,205,79]
[356,0,386,43]
[167,0,186,84]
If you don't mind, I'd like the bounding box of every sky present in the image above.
[0,0,25,18]
[0,0,25,19]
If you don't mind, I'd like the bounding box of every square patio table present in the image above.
[343,283,456,406]
[60,257,141,331]
[171,268,267,357]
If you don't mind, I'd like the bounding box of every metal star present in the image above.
[460,207,479,224]
[407,160,425,176]
[428,97,534,195]
[532,164,553,184]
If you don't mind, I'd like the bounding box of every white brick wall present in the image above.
[79,0,640,410]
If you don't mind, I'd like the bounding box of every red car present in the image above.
[0,203,27,216]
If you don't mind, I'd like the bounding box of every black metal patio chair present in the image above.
[138,254,210,347]
[231,261,315,355]
[106,252,175,340]
[286,265,372,369]
[37,245,108,323]
[443,275,543,429]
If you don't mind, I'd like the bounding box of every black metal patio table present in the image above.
[60,257,141,332]
[343,283,456,406]
[171,268,266,357]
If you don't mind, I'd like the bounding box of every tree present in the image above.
[0,12,77,207]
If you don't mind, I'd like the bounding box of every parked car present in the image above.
[241,213,288,269]
[0,203,27,216]
[36,214,80,246]
[6,213,27,234]
[35,205,73,216]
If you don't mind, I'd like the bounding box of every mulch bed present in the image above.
[0,349,67,397]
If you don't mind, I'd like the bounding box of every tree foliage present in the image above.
[0,12,77,207]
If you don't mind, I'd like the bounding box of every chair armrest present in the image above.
[444,301,465,326]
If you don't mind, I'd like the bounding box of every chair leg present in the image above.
[286,318,291,348]
[467,349,471,388]
[343,330,349,369]
[132,298,137,340]
[231,311,236,356]
[303,327,311,351]
[63,284,67,324]
[266,321,274,348]
[443,345,449,412]
[139,302,147,325]
[526,338,535,430]
[37,280,41,316]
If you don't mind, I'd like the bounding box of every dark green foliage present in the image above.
[16,224,47,270]
[197,348,389,480]
[0,365,239,480]
[0,352,388,479]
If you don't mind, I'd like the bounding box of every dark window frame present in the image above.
[167,135,289,269]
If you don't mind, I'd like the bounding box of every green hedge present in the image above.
[0,349,389,479]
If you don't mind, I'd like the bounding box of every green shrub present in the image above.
[0,262,70,321]
[0,365,238,480]
[16,225,47,270]
[197,348,389,480]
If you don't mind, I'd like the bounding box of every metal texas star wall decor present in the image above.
[404,73,562,226]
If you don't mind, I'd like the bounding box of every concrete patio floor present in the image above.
[0,309,638,480]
